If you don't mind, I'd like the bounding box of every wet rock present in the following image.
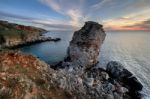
[67,21,106,69]
[125,76,143,91]
[106,61,132,79]
[106,61,143,98]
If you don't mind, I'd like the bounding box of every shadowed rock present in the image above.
[0,34,5,44]
[106,61,143,99]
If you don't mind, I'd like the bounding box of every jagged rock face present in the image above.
[0,51,73,99]
[67,21,106,69]
[0,51,130,99]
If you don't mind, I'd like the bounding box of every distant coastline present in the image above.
[0,20,61,49]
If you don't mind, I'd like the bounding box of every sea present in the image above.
[20,31,150,99]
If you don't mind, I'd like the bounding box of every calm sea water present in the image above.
[20,31,150,98]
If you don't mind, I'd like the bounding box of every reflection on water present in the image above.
[21,31,150,98]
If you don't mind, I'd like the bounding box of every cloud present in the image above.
[31,19,79,31]
[124,19,150,30]
[103,18,150,31]
[39,0,85,26]
[1,0,150,31]
[41,0,150,31]
[0,11,36,21]
[40,0,61,13]
[102,8,150,31]
[91,0,112,10]
[128,0,150,10]
[0,11,78,31]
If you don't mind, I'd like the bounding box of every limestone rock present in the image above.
[67,21,106,69]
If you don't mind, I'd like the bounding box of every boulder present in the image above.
[106,61,143,98]
[67,21,106,69]
[106,61,132,79]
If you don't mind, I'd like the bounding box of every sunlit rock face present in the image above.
[67,21,106,69]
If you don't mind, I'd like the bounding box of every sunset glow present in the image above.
[0,0,150,31]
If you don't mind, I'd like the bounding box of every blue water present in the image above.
[21,32,73,64]
[20,31,150,98]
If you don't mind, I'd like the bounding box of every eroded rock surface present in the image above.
[0,51,130,99]
[64,21,106,70]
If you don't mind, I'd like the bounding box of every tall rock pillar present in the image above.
[67,21,106,69]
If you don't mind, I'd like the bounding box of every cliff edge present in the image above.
[0,21,143,99]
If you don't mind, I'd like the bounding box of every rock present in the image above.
[106,61,143,98]
[125,76,143,91]
[106,61,132,79]
[4,36,61,49]
[0,34,5,44]
[114,92,123,99]
[67,21,106,69]
[84,77,94,87]
[86,68,110,81]
[0,51,83,99]
[0,51,118,99]
[106,94,114,99]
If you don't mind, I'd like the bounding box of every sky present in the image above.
[0,0,150,31]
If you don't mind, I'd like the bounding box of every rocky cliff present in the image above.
[0,21,143,99]
[0,20,57,48]
[0,51,131,99]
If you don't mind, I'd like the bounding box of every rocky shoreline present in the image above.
[4,37,61,49]
[0,20,61,49]
[0,21,143,99]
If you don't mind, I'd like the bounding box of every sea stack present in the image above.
[67,21,106,69]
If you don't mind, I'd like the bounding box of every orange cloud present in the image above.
[116,17,132,20]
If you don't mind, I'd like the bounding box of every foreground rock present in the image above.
[106,61,143,98]
[0,51,80,99]
[0,51,130,99]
